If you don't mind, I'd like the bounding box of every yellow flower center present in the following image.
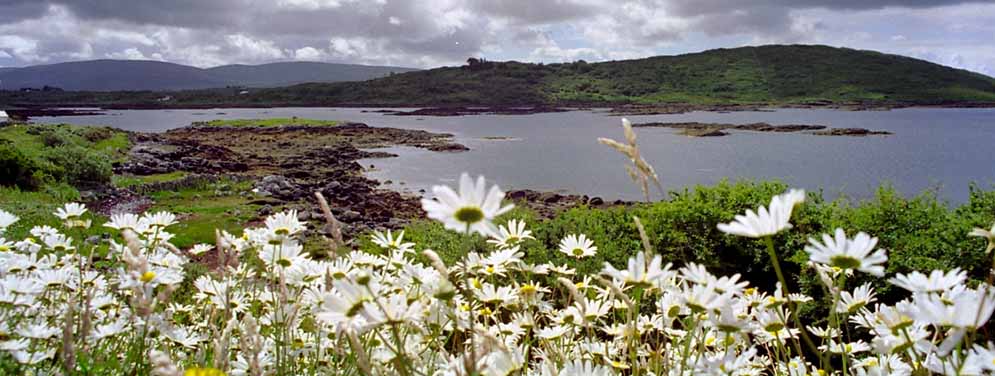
[519,284,537,295]
[454,206,484,224]
[140,271,156,283]
[185,368,226,376]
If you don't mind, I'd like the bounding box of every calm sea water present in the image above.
[34,107,995,203]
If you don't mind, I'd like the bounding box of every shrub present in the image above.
[44,145,113,187]
[0,141,43,190]
[80,126,115,143]
[40,128,71,147]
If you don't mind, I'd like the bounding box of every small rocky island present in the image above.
[631,121,892,137]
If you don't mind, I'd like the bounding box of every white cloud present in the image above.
[527,33,602,62]
[106,47,150,60]
[224,34,286,62]
[294,46,324,60]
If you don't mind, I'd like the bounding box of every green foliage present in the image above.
[45,145,113,187]
[0,124,129,189]
[0,140,43,190]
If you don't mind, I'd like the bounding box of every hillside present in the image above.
[0,60,417,91]
[2,45,993,107]
[246,45,995,105]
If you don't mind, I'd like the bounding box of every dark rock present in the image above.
[812,128,892,136]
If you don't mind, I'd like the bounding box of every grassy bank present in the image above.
[0,123,265,247]
[197,117,339,127]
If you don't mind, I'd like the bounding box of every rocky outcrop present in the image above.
[506,189,621,219]
[812,128,892,136]
[386,106,571,117]
[632,121,890,137]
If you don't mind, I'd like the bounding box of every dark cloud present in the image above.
[0,0,991,74]
[0,1,50,24]
[51,0,244,29]
[467,0,600,24]
[665,0,989,15]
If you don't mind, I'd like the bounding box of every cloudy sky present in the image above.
[1,0,993,76]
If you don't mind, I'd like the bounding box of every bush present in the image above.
[0,141,43,190]
[44,145,113,187]
[40,128,71,147]
[80,126,115,143]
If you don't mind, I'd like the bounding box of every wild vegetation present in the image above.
[3,45,994,109]
[1,118,995,375]
[1,175,994,375]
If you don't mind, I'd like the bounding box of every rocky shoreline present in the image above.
[99,120,614,241]
[112,122,466,235]
[632,121,892,137]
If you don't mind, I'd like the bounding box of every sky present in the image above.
[0,0,993,76]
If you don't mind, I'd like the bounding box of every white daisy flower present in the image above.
[559,359,614,376]
[420,173,513,236]
[0,209,18,232]
[370,229,414,251]
[804,228,887,276]
[558,233,597,259]
[889,268,966,294]
[104,213,142,231]
[717,189,805,237]
[487,219,534,249]
[189,243,213,256]
[265,210,306,237]
[836,283,876,314]
[601,251,671,288]
[143,211,177,229]
[54,202,87,220]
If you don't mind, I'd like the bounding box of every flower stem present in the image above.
[763,237,820,360]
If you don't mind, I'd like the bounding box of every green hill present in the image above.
[2,45,993,107]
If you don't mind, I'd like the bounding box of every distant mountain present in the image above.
[0,60,418,91]
[205,62,416,88]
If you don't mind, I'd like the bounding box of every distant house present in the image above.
[0,110,7,120]
[239,90,250,95]
[157,96,173,102]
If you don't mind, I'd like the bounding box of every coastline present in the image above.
[6,100,995,120]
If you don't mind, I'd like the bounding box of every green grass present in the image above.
[146,179,261,248]
[112,171,188,188]
[200,118,339,127]
[0,124,129,160]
